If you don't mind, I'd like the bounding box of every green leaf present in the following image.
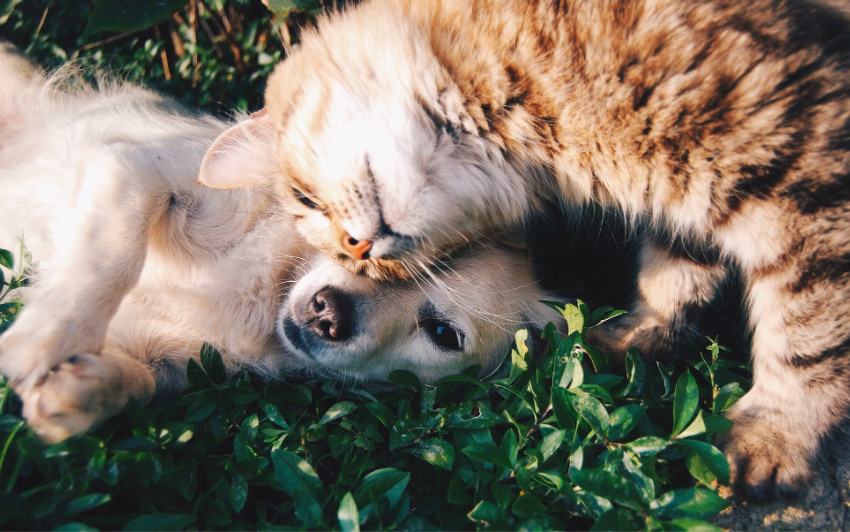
[0,249,12,269]
[122,513,197,531]
[387,370,421,392]
[625,436,670,456]
[608,405,646,441]
[509,347,530,383]
[515,329,530,358]
[511,492,547,520]
[226,382,258,405]
[568,392,610,439]
[581,341,610,374]
[448,476,473,505]
[467,501,515,531]
[561,303,585,335]
[63,493,111,516]
[390,419,425,449]
[661,518,723,531]
[84,0,189,38]
[537,429,566,462]
[398,517,440,530]
[553,333,578,388]
[671,371,699,438]
[620,349,646,398]
[199,343,226,384]
[572,468,649,510]
[712,383,745,414]
[263,403,290,430]
[501,429,519,466]
[271,449,326,501]
[294,488,325,528]
[678,440,731,485]
[230,474,248,513]
[319,401,358,425]
[365,402,397,429]
[590,507,643,531]
[338,492,360,532]
[415,438,455,470]
[589,307,629,327]
[353,468,410,522]
[650,488,728,520]
[676,409,708,439]
[552,387,578,430]
[186,358,214,389]
[264,0,321,17]
[437,374,490,394]
[184,390,218,422]
[54,524,99,532]
[462,443,514,469]
[704,416,733,434]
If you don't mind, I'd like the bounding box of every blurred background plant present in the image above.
[0,0,340,113]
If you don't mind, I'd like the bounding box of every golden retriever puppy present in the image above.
[0,45,561,442]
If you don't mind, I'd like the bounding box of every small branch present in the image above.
[78,31,134,51]
[526,404,553,437]
[33,4,49,40]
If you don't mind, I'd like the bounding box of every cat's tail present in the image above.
[0,41,43,132]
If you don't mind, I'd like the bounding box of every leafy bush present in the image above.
[0,240,749,530]
[0,2,751,529]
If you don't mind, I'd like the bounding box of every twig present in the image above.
[152,25,172,80]
[277,18,292,58]
[198,10,224,58]
[526,404,554,437]
[188,0,198,87]
[78,31,134,51]
[33,4,49,41]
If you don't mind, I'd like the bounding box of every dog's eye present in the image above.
[293,188,321,210]
[422,318,464,351]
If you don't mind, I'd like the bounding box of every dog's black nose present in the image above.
[306,287,352,341]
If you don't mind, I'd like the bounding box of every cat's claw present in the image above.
[716,408,814,502]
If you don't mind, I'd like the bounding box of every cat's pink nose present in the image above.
[341,233,372,260]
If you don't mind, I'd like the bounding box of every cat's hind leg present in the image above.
[719,253,850,500]
[585,236,728,363]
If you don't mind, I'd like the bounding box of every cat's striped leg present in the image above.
[719,260,850,499]
[585,237,727,363]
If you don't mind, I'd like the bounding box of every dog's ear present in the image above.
[198,110,274,189]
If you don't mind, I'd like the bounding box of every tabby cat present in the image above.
[198,0,850,499]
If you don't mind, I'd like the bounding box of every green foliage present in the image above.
[0,293,750,530]
[0,0,320,112]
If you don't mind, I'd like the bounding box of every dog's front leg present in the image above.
[0,145,172,436]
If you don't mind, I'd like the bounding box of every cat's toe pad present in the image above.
[717,412,813,501]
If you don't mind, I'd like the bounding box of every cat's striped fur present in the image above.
[199,0,850,499]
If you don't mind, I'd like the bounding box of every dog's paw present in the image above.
[18,353,155,443]
[716,408,814,501]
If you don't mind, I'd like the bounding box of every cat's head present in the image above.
[198,4,530,280]
[278,243,564,383]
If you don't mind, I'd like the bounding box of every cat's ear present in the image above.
[198,110,275,189]
[492,228,528,251]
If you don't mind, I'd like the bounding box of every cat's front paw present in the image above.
[716,407,815,501]
[18,353,155,443]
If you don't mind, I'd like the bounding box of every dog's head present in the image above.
[278,244,564,384]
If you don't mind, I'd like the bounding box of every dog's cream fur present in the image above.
[0,45,561,442]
